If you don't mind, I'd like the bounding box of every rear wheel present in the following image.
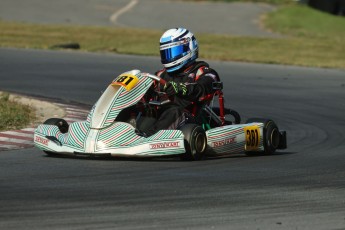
[179,124,207,161]
[245,118,280,155]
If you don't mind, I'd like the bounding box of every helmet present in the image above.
[159,28,198,73]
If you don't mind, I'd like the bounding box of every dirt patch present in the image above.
[1,91,66,127]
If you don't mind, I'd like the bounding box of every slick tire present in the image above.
[228,108,241,124]
[245,118,280,155]
[179,124,207,161]
[43,118,69,133]
[43,118,69,156]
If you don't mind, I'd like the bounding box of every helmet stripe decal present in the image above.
[159,28,198,72]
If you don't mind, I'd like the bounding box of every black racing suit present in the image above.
[143,61,219,136]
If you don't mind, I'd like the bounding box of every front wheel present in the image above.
[179,124,207,161]
[43,118,69,133]
[42,118,69,156]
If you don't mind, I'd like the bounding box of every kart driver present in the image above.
[136,27,220,137]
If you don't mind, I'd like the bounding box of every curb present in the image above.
[0,99,90,151]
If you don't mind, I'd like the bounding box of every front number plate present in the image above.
[111,74,139,91]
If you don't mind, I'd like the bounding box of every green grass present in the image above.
[1,5,344,70]
[1,2,344,130]
[266,4,345,39]
[0,93,36,131]
[0,21,159,55]
[184,0,294,5]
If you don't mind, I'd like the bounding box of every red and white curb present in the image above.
[0,103,89,151]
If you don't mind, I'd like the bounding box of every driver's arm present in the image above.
[162,71,217,101]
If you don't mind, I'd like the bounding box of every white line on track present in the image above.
[0,144,23,149]
[110,0,138,24]
[22,128,35,132]
[0,137,33,145]
[0,102,88,151]
[1,131,34,138]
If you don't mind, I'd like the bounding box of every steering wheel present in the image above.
[142,73,170,106]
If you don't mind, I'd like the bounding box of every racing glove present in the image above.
[162,81,188,97]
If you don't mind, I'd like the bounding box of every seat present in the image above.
[190,81,241,130]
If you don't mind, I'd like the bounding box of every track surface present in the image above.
[1,48,345,229]
[0,0,278,37]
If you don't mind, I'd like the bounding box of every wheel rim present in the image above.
[270,128,280,149]
[195,133,206,153]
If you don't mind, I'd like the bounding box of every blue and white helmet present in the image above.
[159,28,198,72]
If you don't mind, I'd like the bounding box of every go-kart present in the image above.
[34,69,287,160]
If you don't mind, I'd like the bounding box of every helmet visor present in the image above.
[160,44,189,64]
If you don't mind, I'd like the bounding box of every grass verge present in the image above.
[1,3,344,69]
[0,93,36,131]
[184,0,294,5]
[0,3,344,131]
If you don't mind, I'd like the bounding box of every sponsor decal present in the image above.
[35,136,49,146]
[212,137,236,148]
[160,37,190,50]
[180,37,190,44]
[150,142,180,149]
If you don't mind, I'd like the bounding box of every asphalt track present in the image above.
[1,48,345,229]
[0,0,278,37]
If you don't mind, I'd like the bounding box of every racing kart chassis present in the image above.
[34,70,287,160]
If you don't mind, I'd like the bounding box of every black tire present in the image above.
[228,109,241,124]
[43,118,69,134]
[245,118,280,155]
[179,124,207,161]
[43,118,69,156]
[212,107,241,125]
